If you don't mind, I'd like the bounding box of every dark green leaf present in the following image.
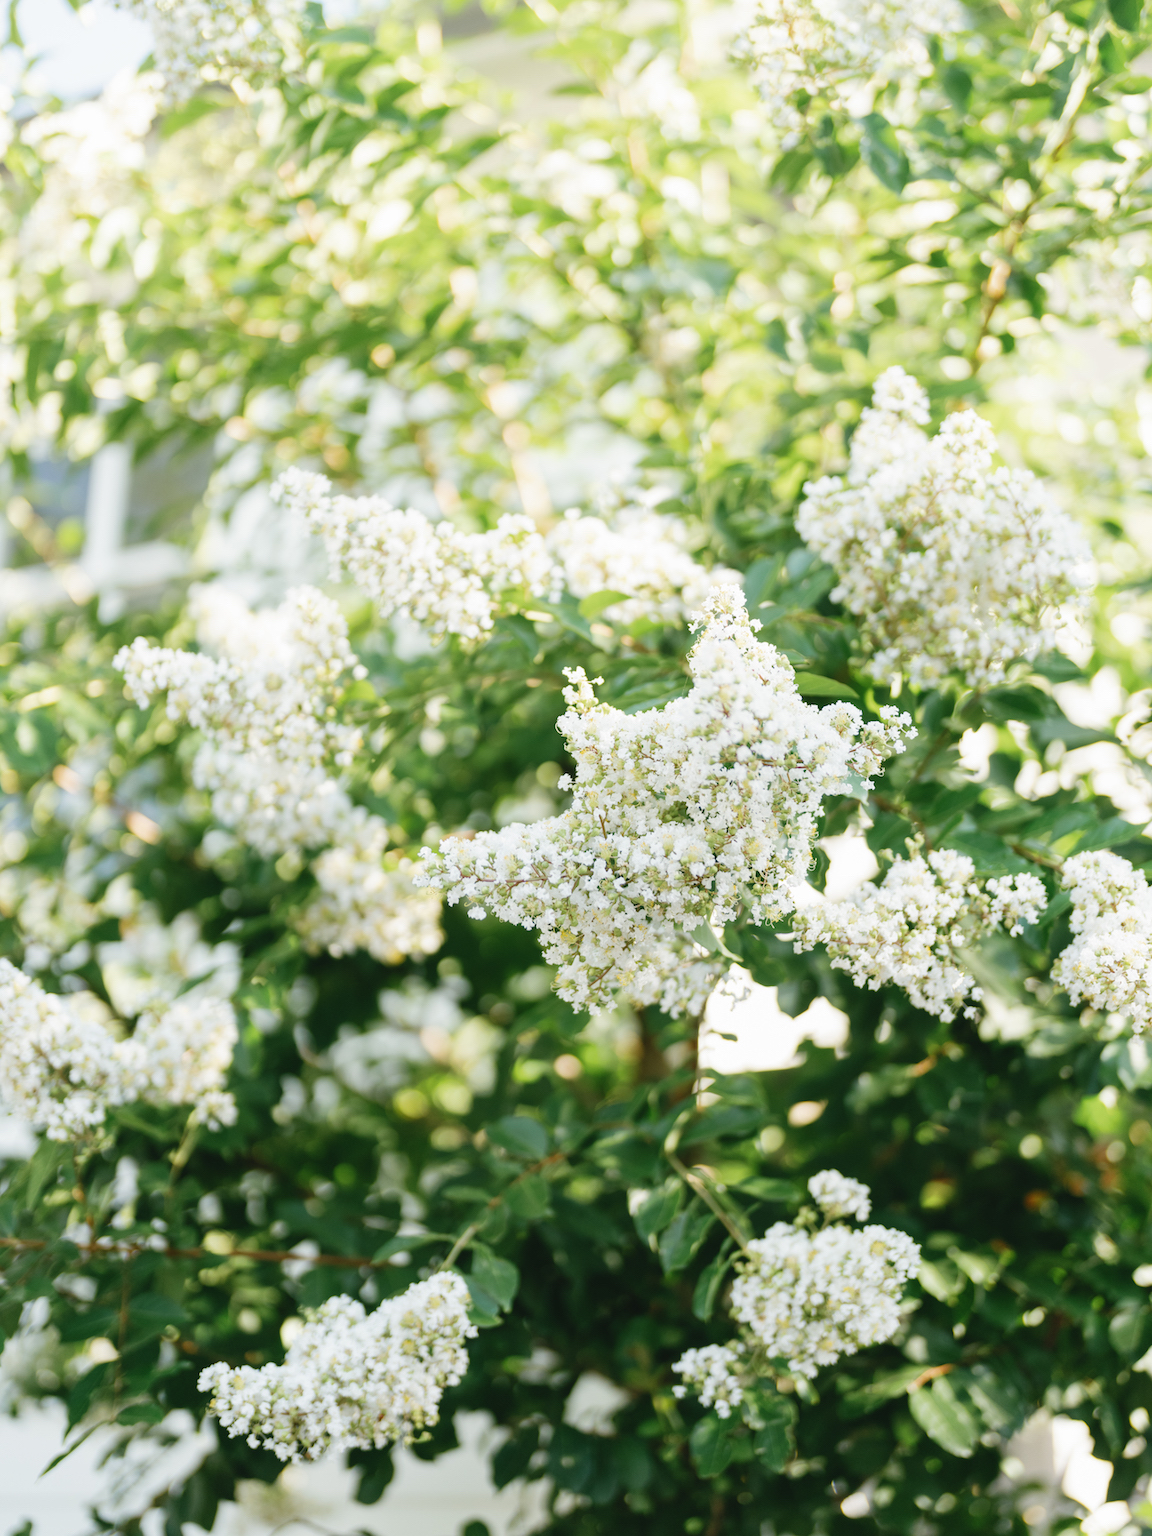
[489,1116,550,1160]
[908,1377,980,1458]
[860,115,910,192]
[689,1414,734,1478]
[1108,0,1142,31]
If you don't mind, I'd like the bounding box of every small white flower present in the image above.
[0,960,238,1139]
[791,849,1047,1021]
[420,586,911,1015]
[796,369,1094,690]
[739,0,965,130]
[672,1343,745,1417]
[198,1271,478,1461]
[1051,851,1152,1032]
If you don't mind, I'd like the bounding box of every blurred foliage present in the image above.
[3,1,1152,1534]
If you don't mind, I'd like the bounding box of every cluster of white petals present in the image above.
[550,493,740,628]
[114,586,443,967]
[671,1343,746,1418]
[739,0,963,129]
[96,904,240,1018]
[293,817,443,966]
[729,1176,920,1381]
[1051,852,1152,1031]
[796,369,1094,689]
[199,1272,476,1461]
[275,469,738,641]
[115,0,306,102]
[117,589,442,959]
[420,586,910,1015]
[116,585,364,857]
[807,1169,871,1221]
[275,469,559,644]
[791,848,1047,1021]
[0,961,237,1139]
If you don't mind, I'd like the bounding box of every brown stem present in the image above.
[665,1150,751,1255]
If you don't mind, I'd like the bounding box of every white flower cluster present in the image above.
[671,1343,745,1418]
[199,1272,476,1461]
[0,960,237,1139]
[115,586,443,967]
[731,1173,920,1381]
[116,586,364,857]
[1051,852,1152,1031]
[275,469,559,645]
[807,1169,871,1221]
[791,848,1047,1022]
[96,903,240,1018]
[420,586,910,1016]
[274,469,738,641]
[739,0,963,129]
[796,369,1094,690]
[294,817,443,966]
[115,0,306,102]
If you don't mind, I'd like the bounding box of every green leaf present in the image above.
[57,1308,118,1344]
[504,1172,550,1220]
[692,1240,735,1321]
[489,1116,550,1160]
[793,672,859,700]
[908,1377,980,1458]
[941,64,973,108]
[860,114,910,192]
[493,1427,539,1488]
[577,590,631,620]
[689,1414,734,1477]
[1100,30,1127,72]
[470,1251,519,1310]
[659,1205,716,1275]
[753,1418,792,1473]
[631,1179,684,1244]
[840,1363,926,1418]
[1108,0,1142,30]
[1110,1307,1151,1359]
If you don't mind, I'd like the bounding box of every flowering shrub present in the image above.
[3,2,1152,1533]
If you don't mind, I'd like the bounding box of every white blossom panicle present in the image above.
[671,1343,746,1418]
[550,496,741,628]
[276,468,739,642]
[739,0,963,130]
[790,849,1047,1022]
[808,1169,870,1221]
[128,999,239,1128]
[199,1272,477,1461]
[0,961,237,1138]
[115,0,307,102]
[293,817,443,965]
[96,904,240,1019]
[115,586,365,856]
[419,586,911,1016]
[729,1179,920,1380]
[1051,851,1152,1031]
[115,587,442,967]
[795,369,1094,690]
[274,469,559,645]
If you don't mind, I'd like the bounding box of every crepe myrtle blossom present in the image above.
[115,0,307,102]
[1051,851,1152,1031]
[672,1173,919,1394]
[115,585,365,857]
[419,586,911,1016]
[0,960,237,1139]
[275,469,560,645]
[739,0,964,129]
[274,468,738,640]
[790,848,1047,1022]
[796,369,1093,690]
[292,815,443,966]
[115,586,443,966]
[672,1343,746,1418]
[199,1272,476,1461]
